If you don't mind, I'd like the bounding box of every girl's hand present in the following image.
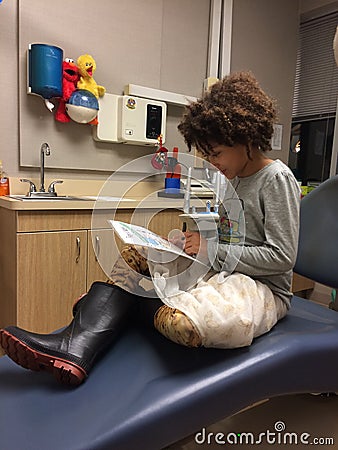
[184,231,208,260]
[167,229,186,250]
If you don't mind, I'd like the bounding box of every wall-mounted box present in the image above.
[92,94,120,143]
[92,94,166,146]
[118,96,166,145]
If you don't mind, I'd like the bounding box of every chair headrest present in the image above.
[294,175,338,289]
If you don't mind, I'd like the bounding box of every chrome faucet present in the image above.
[20,143,63,197]
[40,142,50,192]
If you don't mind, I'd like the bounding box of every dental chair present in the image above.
[0,176,337,450]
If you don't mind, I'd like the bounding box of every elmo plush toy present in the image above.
[55,58,79,122]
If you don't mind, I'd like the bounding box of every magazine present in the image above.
[109,220,197,262]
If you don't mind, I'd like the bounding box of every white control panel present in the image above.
[93,93,166,146]
[118,96,166,145]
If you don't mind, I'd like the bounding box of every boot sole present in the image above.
[0,330,87,386]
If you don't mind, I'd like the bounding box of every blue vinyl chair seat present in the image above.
[0,176,337,450]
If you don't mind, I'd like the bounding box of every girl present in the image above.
[0,72,301,385]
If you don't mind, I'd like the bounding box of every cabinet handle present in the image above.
[95,235,100,261]
[76,236,81,263]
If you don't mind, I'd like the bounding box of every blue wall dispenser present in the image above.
[28,43,63,111]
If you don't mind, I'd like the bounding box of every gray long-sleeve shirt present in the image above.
[208,159,301,307]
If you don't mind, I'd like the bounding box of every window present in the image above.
[290,12,338,184]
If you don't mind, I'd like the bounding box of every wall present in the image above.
[231,0,300,165]
[1,0,210,182]
[0,0,301,188]
[0,1,20,177]
[18,0,210,175]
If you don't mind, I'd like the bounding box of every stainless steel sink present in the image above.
[7,195,92,201]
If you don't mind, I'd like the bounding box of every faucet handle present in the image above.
[47,180,63,194]
[20,178,37,195]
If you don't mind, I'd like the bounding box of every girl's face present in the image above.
[207,143,250,179]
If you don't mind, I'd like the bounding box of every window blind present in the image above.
[292,12,338,119]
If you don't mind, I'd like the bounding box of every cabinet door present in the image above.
[292,273,315,295]
[87,209,183,291]
[87,228,117,289]
[148,209,182,237]
[17,230,87,333]
[87,210,134,289]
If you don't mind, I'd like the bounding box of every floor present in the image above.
[167,393,338,449]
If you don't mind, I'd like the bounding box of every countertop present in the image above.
[0,194,206,211]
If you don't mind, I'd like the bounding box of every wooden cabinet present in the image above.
[0,208,94,333]
[17,230,87,332]
[292,273,315,297]
[87,209,182,290]
[87,228,115,289]
[0,202,316,335]
[0,206,181,333]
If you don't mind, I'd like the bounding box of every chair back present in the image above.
[294,175,338,289]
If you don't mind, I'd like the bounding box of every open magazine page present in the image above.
[109,220,197,262]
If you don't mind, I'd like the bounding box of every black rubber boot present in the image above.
[72,285,163,328]
[0,282,136,386]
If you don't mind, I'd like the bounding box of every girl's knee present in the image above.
[154,305,202,347]
[120,245,150,275]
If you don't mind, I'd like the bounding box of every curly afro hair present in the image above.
[178,72,277,156]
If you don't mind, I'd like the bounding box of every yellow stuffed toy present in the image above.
[76,54,105,98]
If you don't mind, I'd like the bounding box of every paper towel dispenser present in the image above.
[93,93,166,145]
[27,43,64,111]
